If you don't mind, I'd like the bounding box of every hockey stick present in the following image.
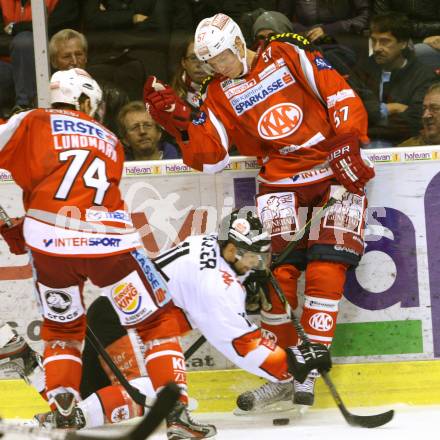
[0,382,180,440]
[85,326,152,408]
[170,189,348,370]
[268,272,394,428]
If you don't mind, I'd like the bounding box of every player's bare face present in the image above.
[207,49,242,78]
[233,248,271,274]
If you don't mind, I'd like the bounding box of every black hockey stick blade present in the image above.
[321,372,394,428]
[68,382,181,440]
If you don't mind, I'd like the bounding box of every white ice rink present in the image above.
[2,404,438,440]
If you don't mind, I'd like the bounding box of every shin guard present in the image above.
[301,261,348,345]
[261,264,301,348]
[144,337,188,405]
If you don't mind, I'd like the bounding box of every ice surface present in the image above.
[1,404,438,440]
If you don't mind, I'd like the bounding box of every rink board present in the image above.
[1,359,440,418]
[1,147,440,414]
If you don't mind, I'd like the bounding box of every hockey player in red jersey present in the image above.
[0,68,216,438]
[144,13,375,410]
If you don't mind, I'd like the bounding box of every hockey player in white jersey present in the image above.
[0,209,332,430]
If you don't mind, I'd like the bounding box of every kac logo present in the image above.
[258,103,303,140]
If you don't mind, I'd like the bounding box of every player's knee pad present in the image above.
[268,264,301,312]
[274,248,307,271]
[307,243,361,267]
[41,314,86,342]
[305,260,347,301]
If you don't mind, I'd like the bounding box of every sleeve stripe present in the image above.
[288,43,325,106]
[0,110,31,151]
[202,153,231,174]
[208,108,229,152]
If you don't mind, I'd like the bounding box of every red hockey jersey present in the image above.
[181,34,369,185]
[0,109,140,256]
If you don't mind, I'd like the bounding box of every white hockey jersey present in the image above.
[154,233,291,383]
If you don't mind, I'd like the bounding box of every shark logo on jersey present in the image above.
[314,57,333,70]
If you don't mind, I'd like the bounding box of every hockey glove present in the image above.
[286,343,332,383]
[327,133,375,196]
[243,269,271,313]
[143,76,191,139]
[0,217,26,255]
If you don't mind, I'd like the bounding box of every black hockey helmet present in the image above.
[218,209,271,253]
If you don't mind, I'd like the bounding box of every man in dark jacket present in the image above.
[354,12,436,146]
[374,0,440,70]
[0,0,80,112]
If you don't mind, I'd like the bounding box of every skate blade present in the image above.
[233,400,305,417]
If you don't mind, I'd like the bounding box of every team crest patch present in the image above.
[314,57,333,70]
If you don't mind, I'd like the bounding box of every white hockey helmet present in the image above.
[50,68,103,117]
[194,13,249,76]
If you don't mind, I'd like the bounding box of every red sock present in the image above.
[261,264,301,348]
[96,384,144,424]
[301,261,348,345]
[145,339,188,405]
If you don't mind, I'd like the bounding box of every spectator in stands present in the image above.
[399,82,440,146]
[0,0,80,113]
[354,12,436,147]
[0,61,13,116]
[49,28,87,71]
[48,29,129,136]
[277,0,370,54]
[373,1,440,70]
[252,10,293,40]
[170,35,208,109]
[117,101,179,161]
[82,0,172,89]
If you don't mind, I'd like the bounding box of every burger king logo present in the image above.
[112,282,142,315]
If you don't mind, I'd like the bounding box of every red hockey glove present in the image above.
[0,217,26,255]
[143,76,191,139]
[327,134,375,196]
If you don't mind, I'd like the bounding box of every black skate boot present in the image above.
[293,370,318,406]
[166,401,216,440]
[0,323,43,383]
[236,381,293,412]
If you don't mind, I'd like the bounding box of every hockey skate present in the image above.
[33,404,86,430]
[235,381,294,415]
[166,401,216,440]
[293,370,319,407]
[0,323,43,383]
[39,392,86,430]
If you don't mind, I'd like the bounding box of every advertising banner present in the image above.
[0,147,439,376]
